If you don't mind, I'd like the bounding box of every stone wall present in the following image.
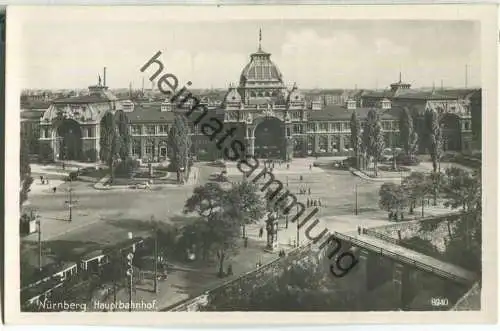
[165,243,314,312]
[366,212,466,253]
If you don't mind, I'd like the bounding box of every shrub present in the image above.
[115,157,140,178]
[395,154,420,166]
[68,171,79,181]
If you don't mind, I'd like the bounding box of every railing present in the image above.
[331,231,475,284]
[364,229,400,246]
[367,211,467,234]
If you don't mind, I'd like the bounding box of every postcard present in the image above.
[4,4,497,325]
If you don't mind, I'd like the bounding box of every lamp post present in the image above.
[64,180,78,222]
[285,176,289,228]
[35,212,42,271]
[354,184,358,215]
[152,216,159,294]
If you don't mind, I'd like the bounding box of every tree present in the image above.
[114,110,130,160]
[399,107,419,158]
[442,167,481,212]
[184,182,225,217]
[226,181,265,238]
[379,182,408,220]
[402,172,431,216]
[362,109,385,177]
[425,110,443,173]
[20,133,33,207]
[183,181,263,275]
[168,114,192,184]
[100,114,122,182]
[349,111,362,169]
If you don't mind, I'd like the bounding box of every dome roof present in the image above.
[224,88,242,103]
[240,49,283,84]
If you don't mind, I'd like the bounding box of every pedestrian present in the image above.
[318,199,322,207]
[62,163,65,170]
[227,263,233,276]
[287,163,290,170]
[309,164,312,170]
[244,236,248,248]
[306,199,310,208]
[313,200,317,207]
[40,175,43,184]
[53,187,57,193]
[46,178,50,185]
[300,175,303,181]
[357,226,361,235]
[259,227,264,238]
[308,188,311,195]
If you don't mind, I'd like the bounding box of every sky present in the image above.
[19,18,481,90]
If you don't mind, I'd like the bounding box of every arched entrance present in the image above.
[57,119,83,161]
[253,117,285,159]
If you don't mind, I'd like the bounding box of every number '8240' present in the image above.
[431,297,449,307]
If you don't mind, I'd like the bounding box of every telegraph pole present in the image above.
[296,204,300,247]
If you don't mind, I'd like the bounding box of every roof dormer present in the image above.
[380,98,392,110]
[346,99,357,110]
[161,99,172,112]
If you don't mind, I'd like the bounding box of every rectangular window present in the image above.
[319,123,328,131]
[307,123,315,132]
[159,125,169,134]
[131,125,142,135]
[146,125,156,135]
[145,145,153,155]
[132,141,141,156]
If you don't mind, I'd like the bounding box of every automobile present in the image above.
[134,182,150,190]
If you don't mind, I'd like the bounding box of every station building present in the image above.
[25,35,481,163]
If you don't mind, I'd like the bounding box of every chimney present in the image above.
[103,67,107,87]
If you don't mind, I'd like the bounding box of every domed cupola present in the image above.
[286,83,304,103]
[225,86,242,103]
[224,84,242,109]
[239,50,283,85]
[239,30,285,86]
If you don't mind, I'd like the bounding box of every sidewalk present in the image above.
[350,168,404,182]
[94,166,200,191]
[91,217,299,311]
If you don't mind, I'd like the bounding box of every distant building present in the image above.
[361,74,479,153]
[26,35,479,163]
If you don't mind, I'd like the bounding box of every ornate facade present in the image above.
[30,35,480,163]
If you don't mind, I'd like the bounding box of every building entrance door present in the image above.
[160,146,167,159]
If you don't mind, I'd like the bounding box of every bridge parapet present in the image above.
[163,242,314,312]
[366,212,469,251]
[330,231,477,285]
